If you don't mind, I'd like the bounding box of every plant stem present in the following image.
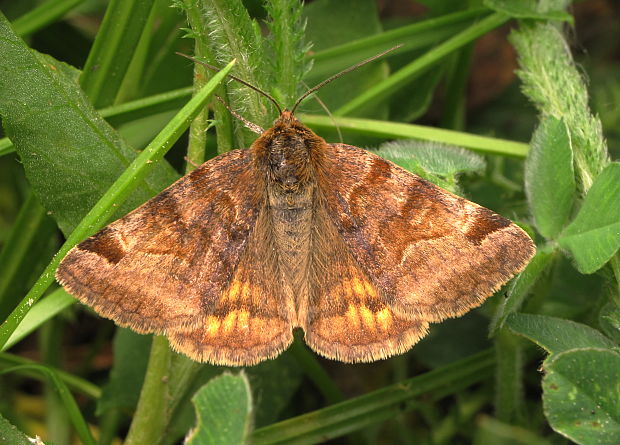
[252,349,495,444]
[609,257,620,308]
[183,0,213,171]
[125,335,172,445]
[494,328,525,425]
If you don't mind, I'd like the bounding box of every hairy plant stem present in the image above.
[183,0,214,169]
[512,21,619,308]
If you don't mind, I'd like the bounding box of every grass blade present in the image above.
[299,113,529,157]
[0,364,97,445]
[252,350,494,444]
[80,0,156,107]
[334,13,508,116]
[10,0,85,37]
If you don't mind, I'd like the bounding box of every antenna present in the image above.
[291,44,403,114]
[175,52,283,115]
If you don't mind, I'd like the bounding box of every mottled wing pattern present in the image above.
[56,149,263,334]
[319,144,535,323]
[168,209,294,366]
[301,206,428,363]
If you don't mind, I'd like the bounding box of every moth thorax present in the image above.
[267,132,311,190]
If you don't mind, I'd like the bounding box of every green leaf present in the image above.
[484,0,573,22]
[187,372,254,445]
[558,162,620,274]
[505,313,616,355]
[97,329,151,415]
[377,140,486,176]
[0,412,32,445]
[0,14,178,235]
[0,60,235,350]
[525,117,575,239]
[248,352,304,427]
[543,348,620,445]
[376,140,485,193]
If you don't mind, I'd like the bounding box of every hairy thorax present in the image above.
[264,126,316,311]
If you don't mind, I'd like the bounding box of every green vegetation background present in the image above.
[0,0,619,444]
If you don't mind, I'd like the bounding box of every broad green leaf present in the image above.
[558,162,620,274]
[376,140,485,194]
[0,60,235,350]
[543,348,620,445]
[161,364,223,445]
[0,412,31,445]
[506,313,616,355]
[525,117,575,239]
[187,372,254,445]
[489,249,554,334]
[0,12,178,235]
[97,329,151,415]
[163,353,302,445]
[377,140,486,176]
[484,0,573,22]
[249,352,304,427]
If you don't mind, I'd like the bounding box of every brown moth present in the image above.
[56,55,535,367]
